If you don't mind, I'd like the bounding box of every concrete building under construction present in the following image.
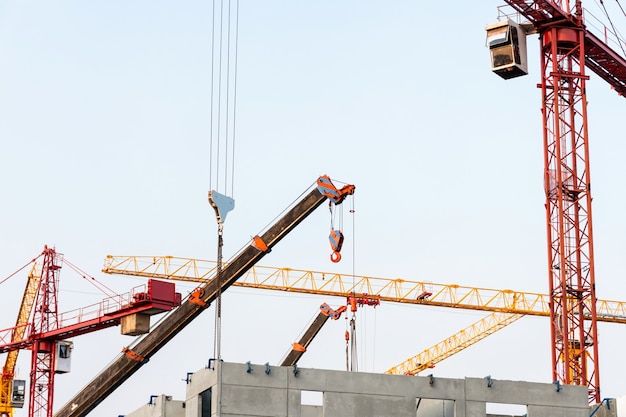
[122,361,619,417]
[5,1,626,415]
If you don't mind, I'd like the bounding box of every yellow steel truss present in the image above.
[101,255,626,375]
[103,255,626,323]
[0,262,41,417]
[384,312,523,375]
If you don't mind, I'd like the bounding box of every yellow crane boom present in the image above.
[0,262,41,417]
[384,312,523,375]
[102,255,626,324]
[102,255,626,375]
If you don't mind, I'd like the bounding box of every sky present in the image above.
[1,1,626,416]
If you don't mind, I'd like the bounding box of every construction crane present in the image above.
[101,255,626,323]
[101,255,626,376]
[53,175,355,417]
[485,0,626,403]
[384,311,524,376]
[0,246,181,417]
[280,302,348,368]
[280,295,380,368]
[0,263,41,417]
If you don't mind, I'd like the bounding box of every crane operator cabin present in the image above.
[486,19,529,79]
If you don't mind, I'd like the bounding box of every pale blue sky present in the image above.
[1,1,626,416]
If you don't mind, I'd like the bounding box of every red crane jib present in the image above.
[0,279,181,354]
[504,0,626,96]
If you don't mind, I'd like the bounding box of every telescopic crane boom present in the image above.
[54,175,355,417]
[281,303,347,367]
[281,295,379,368]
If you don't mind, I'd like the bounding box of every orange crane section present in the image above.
[102,255,626,323]
[280,296,379,368]
[54,175,356,417]
[280,303,348,367]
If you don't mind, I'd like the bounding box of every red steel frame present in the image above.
[540,22,601,403]
[0,247,181,417]
[29,248,62,417]
[502,0,626,402]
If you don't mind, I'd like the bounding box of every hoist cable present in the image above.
[63,258,119,299]
[371,307,377,372]
[209,1,220,191]
[210,0,240,363]
[338,200,344,230]
[350,195,355,290]
[214,231,224,360]
[609,0,626,18]
[224,0,232,194]
[209,0,216,190]
[0,256,41,286]
[223,0,240,197]
[216,0,225,191]
[253,180,316,235]
[230,0,240,198]
[350,318,358,372]
[209,0,239,197]
[598,0,626,56]
[349,195,360,367]
[600,0,626,16]
[609,0,626,54]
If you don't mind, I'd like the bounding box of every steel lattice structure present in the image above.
[29,248,62,417]
[500,0,626,402]
[541,22,600,403]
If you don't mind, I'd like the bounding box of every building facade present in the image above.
[125,361,595,417]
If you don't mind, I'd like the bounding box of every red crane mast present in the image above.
[29,247,62,417]
[0,246,181,417]
[494,0,626,403]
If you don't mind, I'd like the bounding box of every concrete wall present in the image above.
[589,398,621,417]
[124,394,186,417]
[182,362,589,417]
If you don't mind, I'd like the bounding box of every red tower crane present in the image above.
[487,0,626,403]
[0,246,182,417]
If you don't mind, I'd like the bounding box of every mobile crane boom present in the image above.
[281,303,347,367]
[280,295,379,367]
[54,176,354,417]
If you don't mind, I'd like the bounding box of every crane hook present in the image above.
[329,229,344,263]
